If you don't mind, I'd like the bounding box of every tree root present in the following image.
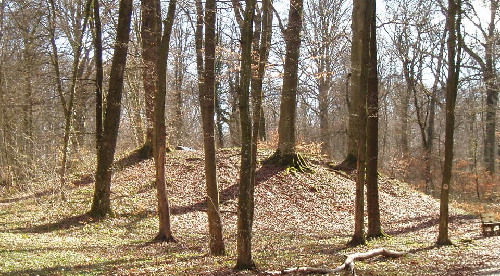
[264,151,313,173]
[265,248,406,275]
[152,232,177,243]
[330,153,357,173]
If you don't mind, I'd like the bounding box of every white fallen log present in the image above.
[264,248,406,275]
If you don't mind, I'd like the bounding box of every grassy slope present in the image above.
[0,148,499,275]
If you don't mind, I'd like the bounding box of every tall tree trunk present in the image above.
[437,0,461,246]
[141,0,161,156]
[197,0,226,254]
[94,0,104,149]
[274,0,304,166]
[235,0,256,269]
[153,0,177,242]
[366,0,382,239]
[90,0,133,218]
[349,0,369,246]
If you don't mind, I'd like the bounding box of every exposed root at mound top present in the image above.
[263,150,313,173]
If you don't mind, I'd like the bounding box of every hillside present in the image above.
[0,148,499,275]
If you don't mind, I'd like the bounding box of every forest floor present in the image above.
[0,148,499,275]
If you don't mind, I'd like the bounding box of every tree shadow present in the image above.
[13,213,101,234]
[0,189,58,204]
[71,144,154,187]
[171,164,283,216]
[3,257,149,276]
[386,214,476,235]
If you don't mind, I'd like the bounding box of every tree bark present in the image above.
[93,0,104,150]
[349,0,369,246]
[366,0,382,239]
[141,0,161,154]
[198,0,226,254]
[275,0,304,163]
[437,0,461,246]
[153,0,177,242]
[235,0,256,269]
[90,0,133,218]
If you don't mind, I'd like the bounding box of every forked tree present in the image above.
[90,0,133,218]
[152,0,178,242]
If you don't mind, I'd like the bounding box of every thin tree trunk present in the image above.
[198,0,225,254]
[90,0,133,218]
[93,0,104,149]
[235,0,256,269]
[437,0,460,246]
[153,0,177,242]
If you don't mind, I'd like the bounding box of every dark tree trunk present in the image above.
[366,0,382,239]
[90,0,133,218]
[437,0,461,246]
[93,0,104,149]
[349,0,369,246]
[198,0,226,254]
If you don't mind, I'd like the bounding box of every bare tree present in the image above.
[349,0,370,246]
[461,0,499,174]
[153,0,178,242]
[195,0,226,254]
[437,0,461,246]
[89,0,133,218]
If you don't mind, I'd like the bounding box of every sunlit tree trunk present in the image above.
[235,0,256,269]
[196,0,226,254]
[153,0,177,242]
[276,0,304,164]
[141,0,161,156]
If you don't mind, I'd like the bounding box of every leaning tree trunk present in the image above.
[153,0,177,242]
[437,0,460,246]
[90,0,133,218]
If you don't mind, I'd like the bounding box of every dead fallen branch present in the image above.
[265,248,406,275]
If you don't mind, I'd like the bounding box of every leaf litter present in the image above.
[0,148,498,275]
